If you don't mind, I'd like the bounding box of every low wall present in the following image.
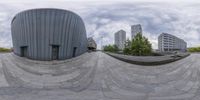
[106,52,190,66]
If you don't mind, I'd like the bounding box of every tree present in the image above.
[123,38,132,54]
[113,44,119,52]
[123,33,152,56]
[103,44,119,52]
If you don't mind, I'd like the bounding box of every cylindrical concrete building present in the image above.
[11,8,88,61]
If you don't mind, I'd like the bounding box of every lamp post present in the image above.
[101,36,104,51]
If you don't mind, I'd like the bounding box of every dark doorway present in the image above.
[20,46,28,57]
[52,45,59,60]
[72,47,77,57]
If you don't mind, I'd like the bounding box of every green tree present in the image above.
[123,33,152,56]
[103,44,119,52]
[113,45,119,52]
[123,38,132,54]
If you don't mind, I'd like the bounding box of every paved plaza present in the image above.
[0,52,200,100]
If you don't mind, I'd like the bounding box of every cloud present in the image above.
[81,2,200,49]
[0,1,199,49]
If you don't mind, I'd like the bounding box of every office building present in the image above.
[131,24,142,39]
[87,37,97,51]
[158,33,187,52]
[114,30,126,50]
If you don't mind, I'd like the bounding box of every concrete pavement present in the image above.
[0,52,200,100]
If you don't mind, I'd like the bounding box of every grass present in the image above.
[188,47,200,52]
[0,47,12,52]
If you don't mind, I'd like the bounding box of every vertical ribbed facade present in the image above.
[11,8,88,61]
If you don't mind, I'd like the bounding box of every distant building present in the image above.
[87,37,97,51]
[131,24,142,39]
[158,33,187,52]
[114,30,126,50]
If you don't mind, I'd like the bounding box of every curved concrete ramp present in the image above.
[2,52,97,91]
[98,52,200,100]
[1,52,200,100]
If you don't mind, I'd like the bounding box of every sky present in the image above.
[0,0,200,49]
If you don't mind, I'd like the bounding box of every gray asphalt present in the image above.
[0,52,200,100]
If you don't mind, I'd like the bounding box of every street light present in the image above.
[101,36,104,50]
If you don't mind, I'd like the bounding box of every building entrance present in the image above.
[20,46,28,57]
[52,45,59,60]
[72,47,77,57]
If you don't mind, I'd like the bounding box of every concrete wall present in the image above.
[11,8,88,60]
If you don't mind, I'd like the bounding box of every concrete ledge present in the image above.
[105,52,190,66]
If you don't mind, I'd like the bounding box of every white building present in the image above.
[114,30,126,50]
[158,33,187,52]
[131,24,142,39]
[87,37,97,50]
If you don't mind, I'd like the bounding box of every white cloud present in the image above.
[0,1,199,49]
